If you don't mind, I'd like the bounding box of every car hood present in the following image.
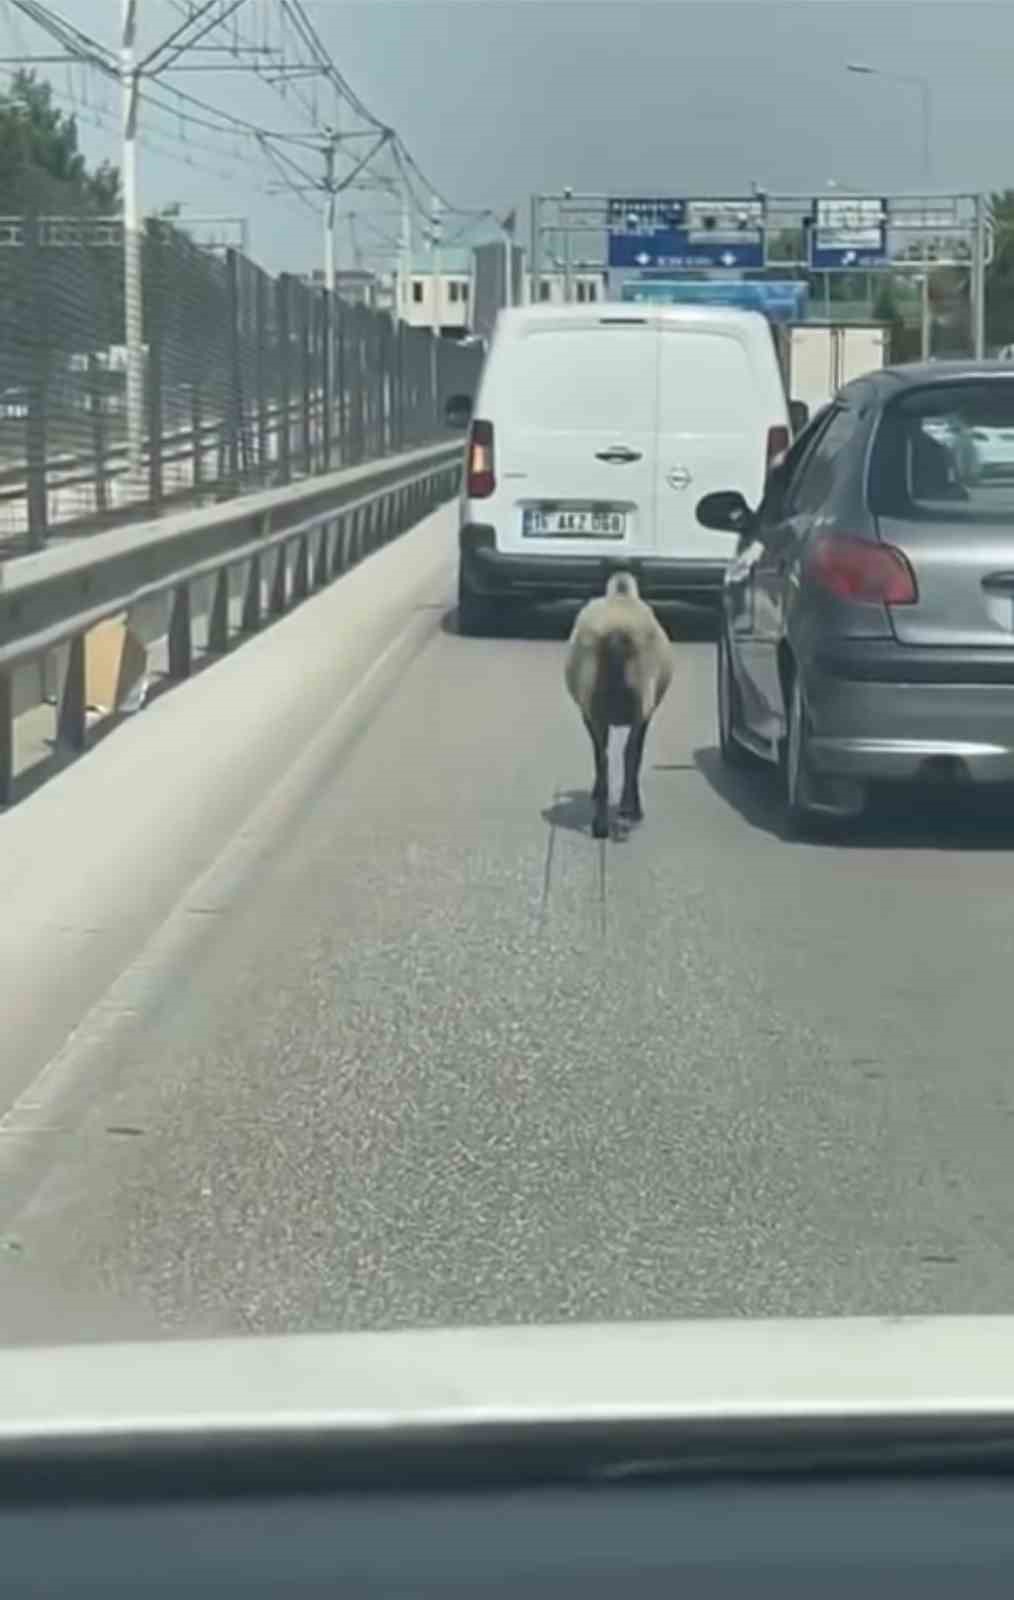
[4,1315,1014,1458]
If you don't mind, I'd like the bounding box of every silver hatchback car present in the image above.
[697,363,1014,831]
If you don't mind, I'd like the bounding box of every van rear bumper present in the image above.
[459,525,727,604]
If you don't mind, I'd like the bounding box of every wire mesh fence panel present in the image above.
[0,168,483,555]
[401,327,430,450]
[0,163,126,550]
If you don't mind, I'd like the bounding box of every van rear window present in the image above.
[508,328,657,432]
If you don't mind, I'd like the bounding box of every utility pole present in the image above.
[530,193,540,306]
[430,192,442,339]
[121,0,143,487]
[502,209,514,310]
[397,176,411,324]
[563,211,573,304]
[973,192,988,359]
[322,134,337,292]
[429,193,441,425]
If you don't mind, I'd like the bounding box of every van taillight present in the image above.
[807,533,918,606]
[766,424,790,466]
[467,420,495,498]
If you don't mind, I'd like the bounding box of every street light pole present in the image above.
[916,76,932,192]
[847,63,933,188]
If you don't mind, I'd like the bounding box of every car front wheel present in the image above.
[717,626,753,769]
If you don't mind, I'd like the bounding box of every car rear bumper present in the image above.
[805,638,1014,783]
[460,524,727,603]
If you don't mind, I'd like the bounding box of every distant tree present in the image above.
[767,227,805,264]
[0,69,120,213]
[872,280,919,361]
[986,189,1014,351]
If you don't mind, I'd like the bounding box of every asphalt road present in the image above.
[5,505,1014,1343]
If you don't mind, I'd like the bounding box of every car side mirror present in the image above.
[696,489,756,536]
[789,399,809,435]
[444,393,473,429]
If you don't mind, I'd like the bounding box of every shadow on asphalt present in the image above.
[693,746,786,840]
[541,786,637,844]
[443,602,721,645]
[694,744,1014,851]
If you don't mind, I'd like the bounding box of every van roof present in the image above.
[496,302,772,336]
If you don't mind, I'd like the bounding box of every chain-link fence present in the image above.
[0,164,482,555]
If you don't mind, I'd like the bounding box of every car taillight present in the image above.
[807,533,918,606]
[767,424,790,467]
[467,420,495,498]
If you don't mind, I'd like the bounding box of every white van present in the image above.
[446,303,797,634]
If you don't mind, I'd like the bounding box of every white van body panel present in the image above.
[482,314,659,563]
[654,320,783,562]
[458,304,789,603]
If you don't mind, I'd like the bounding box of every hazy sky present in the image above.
[3,1,1013,274]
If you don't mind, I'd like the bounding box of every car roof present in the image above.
[874,359,1014,389]
[496,303,771,333]
[837,360,1014,410]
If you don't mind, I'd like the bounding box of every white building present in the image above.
[387,250,607,335]
[526,271,605,306]
[389,248,474,337]
[304,250,608,334]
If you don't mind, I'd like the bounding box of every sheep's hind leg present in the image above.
[584,717,610,839]
[619,721,647,822]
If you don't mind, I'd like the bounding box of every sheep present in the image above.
[564,571,673,840]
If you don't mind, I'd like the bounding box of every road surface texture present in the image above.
[3,501,1014,1344]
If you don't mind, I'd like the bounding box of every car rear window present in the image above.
[869,380,1014,522]
[508,327,657,432]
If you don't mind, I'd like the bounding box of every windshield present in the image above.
[4,0,1014,1374]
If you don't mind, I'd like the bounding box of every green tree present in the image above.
[986,190,1014,351]
[872,280,919,362]
[0,69,120,213]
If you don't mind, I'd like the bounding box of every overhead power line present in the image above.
[3,0,478,229]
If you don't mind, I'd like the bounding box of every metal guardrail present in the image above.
[0,437,463,806]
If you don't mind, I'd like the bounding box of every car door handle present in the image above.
[595,446,642,464]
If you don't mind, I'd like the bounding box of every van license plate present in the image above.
[523,508,626,538]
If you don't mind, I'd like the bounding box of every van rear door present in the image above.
[488,316,658,560]
[655,325,771,561]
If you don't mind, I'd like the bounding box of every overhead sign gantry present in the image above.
[530,189,992,355]
[605,197,766,271]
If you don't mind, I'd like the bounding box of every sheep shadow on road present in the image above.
[541,787,638,844]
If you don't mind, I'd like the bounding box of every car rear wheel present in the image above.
[781,671,866,837]
[717,625,753,769]
[781,673,824,835]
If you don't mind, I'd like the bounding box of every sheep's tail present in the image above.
[605,570,638,600]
